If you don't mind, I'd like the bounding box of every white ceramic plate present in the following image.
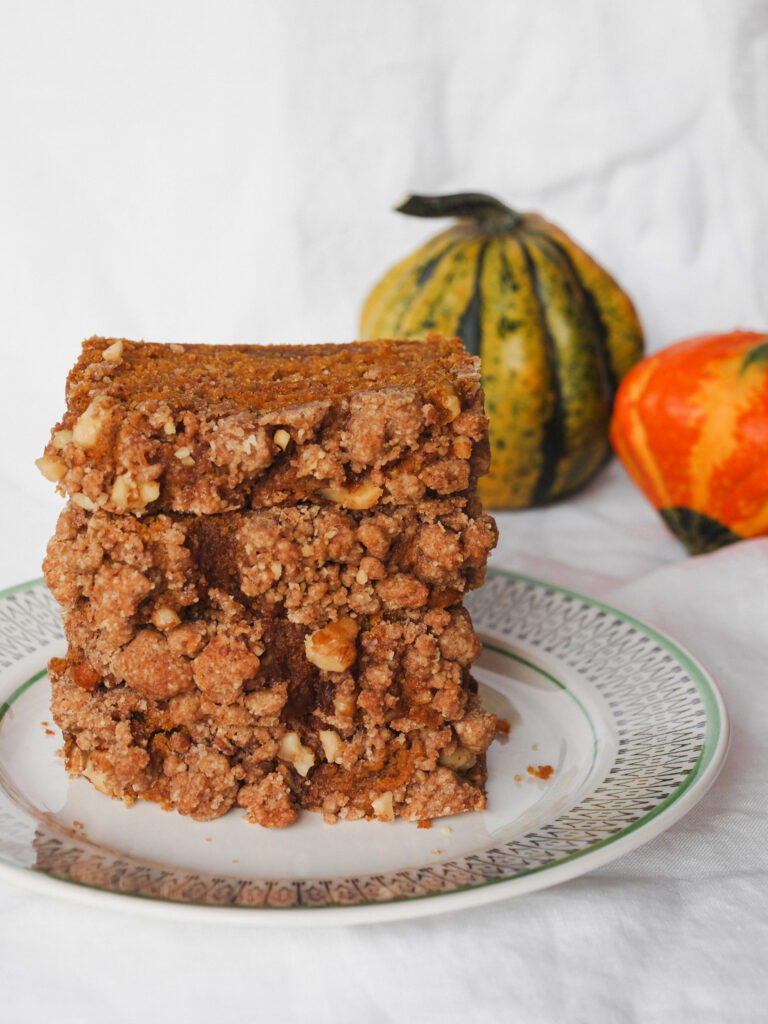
[0,570,728,925]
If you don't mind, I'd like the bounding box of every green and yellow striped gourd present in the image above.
[360,192,644,508]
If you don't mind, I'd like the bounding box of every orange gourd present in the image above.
[610,330,768,554]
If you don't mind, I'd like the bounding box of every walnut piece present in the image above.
[277,732,316,777]
[52,429,73,450]
[273,428,290,450]
[173,446,195,467]
[102,340,124,362]
[318,729,343,764]
[333,692,356,718]
[305,617,359,672]
[35,455,67,482]
[139,481,160,505]
[318,480,383,510]
[72,396,112,449]
[152,607,181,630]
[371,791,395,822]
[111,474,132,511]
[110,473,160,512]
[71,492,100,511]
[440,387,461,423]
[439,747,478,771]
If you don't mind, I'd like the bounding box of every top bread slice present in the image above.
[37,335,489,515]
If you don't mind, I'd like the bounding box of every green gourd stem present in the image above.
[396,193,523,232]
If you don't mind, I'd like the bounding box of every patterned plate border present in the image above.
[0,572,729,925]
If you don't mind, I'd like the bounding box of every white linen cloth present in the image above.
[0,1,766,1020]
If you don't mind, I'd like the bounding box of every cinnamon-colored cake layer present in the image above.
[43,500,497,638]
[37,335,489,515]
[49,599,496,826]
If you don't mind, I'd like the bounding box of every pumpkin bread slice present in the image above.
[37,335,489,516]
[43,499,497,638]
[48,597,496,827]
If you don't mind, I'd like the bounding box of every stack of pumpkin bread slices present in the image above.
[38,335,498,826]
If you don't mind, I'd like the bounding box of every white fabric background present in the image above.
[1,1,767,1020]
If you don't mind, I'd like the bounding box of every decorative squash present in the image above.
[610,330,768,554]
[360,192,644,508]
